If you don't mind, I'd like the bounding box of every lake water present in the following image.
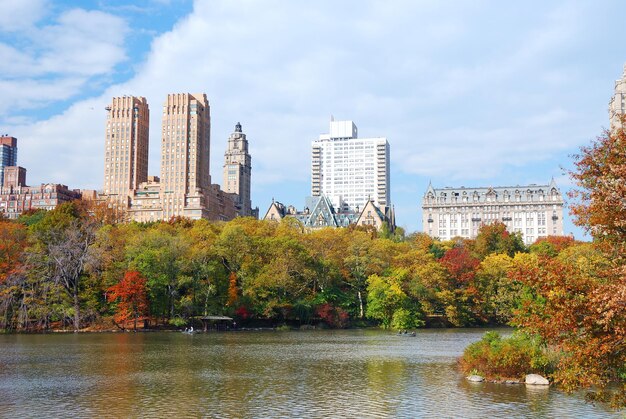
[0,329,620,418]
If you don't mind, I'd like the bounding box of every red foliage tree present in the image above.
[0,221,27,284]
[509,256,625,394]
[315,303,349,328]
[107,270,149,331]
[234,305,250,319]
[439,247,480,284]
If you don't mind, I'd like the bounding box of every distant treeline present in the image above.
[0,200,588,333]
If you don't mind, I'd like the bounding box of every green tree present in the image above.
[473,222,526,259]
[366,269,424,329]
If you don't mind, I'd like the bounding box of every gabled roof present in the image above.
[304,195,338,227]
[355,199,395,231]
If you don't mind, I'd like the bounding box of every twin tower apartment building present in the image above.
[103,94,255,222]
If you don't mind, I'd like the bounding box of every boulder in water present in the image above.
[466,375,484,382]
[525,374,549,385]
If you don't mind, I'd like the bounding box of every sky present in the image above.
[1,0,625,238]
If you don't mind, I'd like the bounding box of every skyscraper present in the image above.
[311,119,390,211]
[103,96,150,204]
[223,122,252,216]
[0,136,18,186]
[160,93,211,219]
[609,63,626,130]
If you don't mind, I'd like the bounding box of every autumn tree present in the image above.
[344,231,389,319]
[125,224,190,321]
[107,270,149,331]
[473,222,526,259]
[509,118,626,406]
[569,118,626,258]
[0,221,27,284]
[0,221,28,330]
[475,253,522,324]
[438,245,482,326]
[366,269,424,330]
[27,203,100,331]
[509,247,621,391]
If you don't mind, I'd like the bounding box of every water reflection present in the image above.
[0,330,620,418]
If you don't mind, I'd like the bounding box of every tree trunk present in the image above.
[73,283,80,332]
[357,290,364,319]
[168,284,175,319]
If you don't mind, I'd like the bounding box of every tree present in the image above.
[107,270,149,331]
[475,253,521,324]
[438,245,482,326]
[505,118,626,406]
[125,224,189,321]
[509,248,623,392]
[366,269,424,329]
[344,231,388,319]
[569,118,626,258]
[31,205,101,333]
[473,222,526,259]
[0,221,27,284]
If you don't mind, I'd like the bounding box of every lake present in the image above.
[0,329,620,418]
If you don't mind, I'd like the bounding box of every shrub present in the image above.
[460,331,552,380]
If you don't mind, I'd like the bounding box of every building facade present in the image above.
[609,64,626,130]
[103,96,150,205]
[422,180,564,245]
[0,136,18,187]
[311,120,390,212]
[223,122,253,216]
[264,195,395,231]
[0,183,82,219]
[159,93,212,220]
[3,166,26,188]
[102,93,244,223]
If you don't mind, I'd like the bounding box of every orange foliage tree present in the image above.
[509,254,623,391]
[107,270,149,331]
[226,271,239,306]
[0,221,27,283]
[569,119,626,258]
[512,118,626,406]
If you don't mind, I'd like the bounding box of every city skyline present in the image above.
[3,1,626,237]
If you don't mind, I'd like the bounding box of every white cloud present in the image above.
[37,9,129,76]
[0,0,48,32]
[0,6,128,116]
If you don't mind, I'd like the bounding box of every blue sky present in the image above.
[1,0,625,238]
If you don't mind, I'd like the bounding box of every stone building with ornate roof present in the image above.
[422,179,564,245]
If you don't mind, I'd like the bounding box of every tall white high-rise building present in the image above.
[311,119,390,211]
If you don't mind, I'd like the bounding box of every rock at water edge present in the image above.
[525,374,549,385]
[466,375,484,382]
